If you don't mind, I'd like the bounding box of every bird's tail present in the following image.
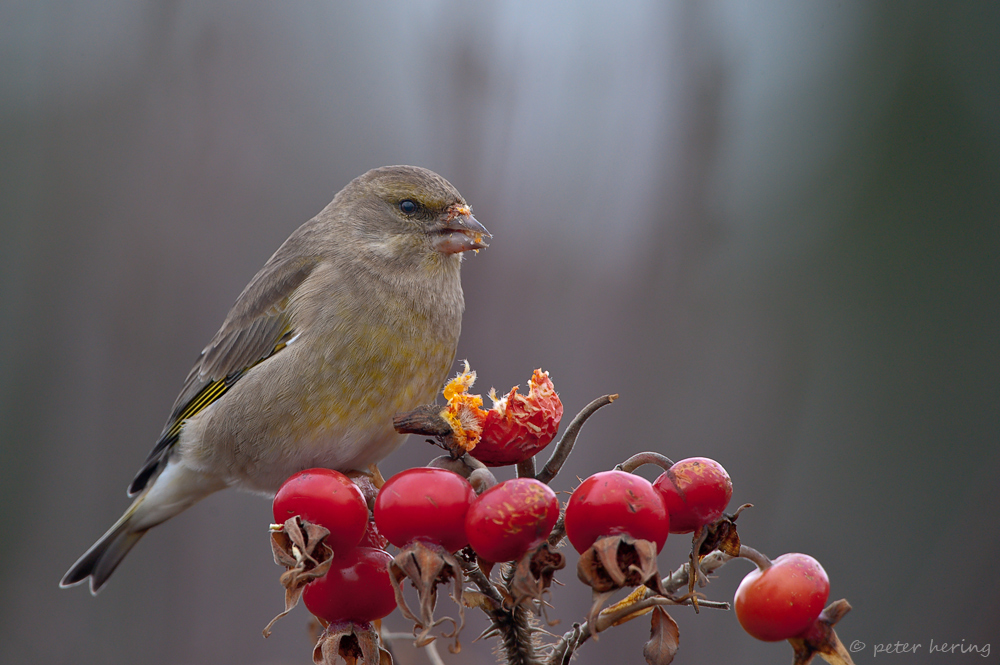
[60,499,149,594]
[60,461,226,594]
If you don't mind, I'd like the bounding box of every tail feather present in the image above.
[60,505,147,594]
[61,460,227,594]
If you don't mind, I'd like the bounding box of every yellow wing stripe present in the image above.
[163,329,295,440]
[164,376,232,440]
[163,327,294,441]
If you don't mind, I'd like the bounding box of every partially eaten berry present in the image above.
[470,369,563,467]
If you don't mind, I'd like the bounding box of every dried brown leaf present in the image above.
[576,535,668,635]
[684,505,751,607]
[263,517,334,637]
[312,621,392,665]
[387,541,465,653]
[577,535,664,594]
[696,504,751,559]
[603,586,655,627]
[462,590,497,612]
[643,607,679,665]
[508,541,565,618]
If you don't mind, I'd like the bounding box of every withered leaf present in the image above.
[577,535,664,594]
[387,540,465,653]
[695,504,751,559]
[312,621,392,665]
[685,505,751,606]
[508,541,565,618]
[577,535,666,632]
[462,589,497,612]
[643,607,680,665]
[263,517,334,637]
[603,586,655,627]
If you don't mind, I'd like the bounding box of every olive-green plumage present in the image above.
[61,165,489,593]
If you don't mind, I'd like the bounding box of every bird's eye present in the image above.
[399,199,418,215]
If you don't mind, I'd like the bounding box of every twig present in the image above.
[424,639,447,665]
[517,458,536,479]
[543,551,733,665]
[663,550,731,593]
[458,554,504,607]
[615,451,674,474]
[737,545,772,571]
[594,594,726,632]
[536,395,618,484]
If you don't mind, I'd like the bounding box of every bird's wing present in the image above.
[128,244,320,495]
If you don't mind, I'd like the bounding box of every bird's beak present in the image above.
[432,204,491,255]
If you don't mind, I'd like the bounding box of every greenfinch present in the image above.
[61,165,489,593]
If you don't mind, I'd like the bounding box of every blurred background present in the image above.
[2,2,998,663]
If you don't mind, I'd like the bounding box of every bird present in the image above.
[61,165,490,594]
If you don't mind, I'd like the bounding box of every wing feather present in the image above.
[128,243,320,495]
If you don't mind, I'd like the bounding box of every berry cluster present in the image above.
[272,469,395,624]
[265,368,852,665]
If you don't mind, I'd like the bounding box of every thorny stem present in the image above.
[458,554,504,608]
[615,451,675,474]
[546,508,566,547]
[458,555,539,665]
[737,544,773,571]
[663,550,731,594]
[536,395,618,484]
[500,564,543,665]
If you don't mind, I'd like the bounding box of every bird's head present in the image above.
[336,165,491,265]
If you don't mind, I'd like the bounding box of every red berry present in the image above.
[272,468,368,552]
[734,553,830,641]
[465,478,559,562]
[470,369,563,467]
[653,457,733,534]
[373,467,476,552]
[302,547,396,623]
[564,470,669,554]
